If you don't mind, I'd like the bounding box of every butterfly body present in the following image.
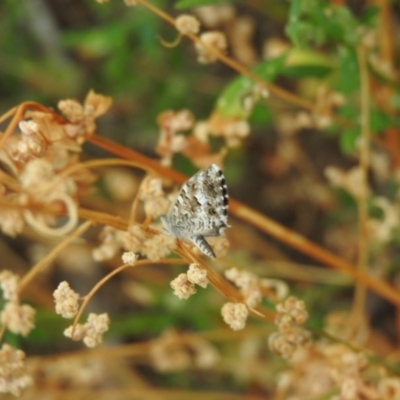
[160,164,229,257]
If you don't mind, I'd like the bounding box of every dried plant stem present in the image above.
[128,176,153,226]
[73,205,276,320]
[60,202,275,319]
[33,326,400,378]
[88,134,400,307]
[71,263,133,337]
[89,134,186,183]
[136,0,313,112]
[78,208,128,230]
[0,102,61,150]
[43,158,154,197]
[376,0,395,71]
[0,169,21,191]
[0,106,17,126]
[178,244,275,321]
[349,45,371,336]
[70,257,187,337]
[233,203,400,307]
[179,244,242,301]
[136,0,353,128]
[129,191,141,226]
[18,220,93,295]
[35,326,272,364]
[139,0,314,111]
[24,192,79,237]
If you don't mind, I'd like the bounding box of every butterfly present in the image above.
[160,164,229,257]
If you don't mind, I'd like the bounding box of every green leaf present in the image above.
[61,22,131,58]
[216,56,286,119]
[338,104,357,120]
[249,103,272,126]
[282,48,334,78]
[360,6,380,26]
[337,46,359,94]
[286,0,323,47]
[370,109,399,133]
[340,127,359,154]
[314,5,359,46]
[286,0,361,47]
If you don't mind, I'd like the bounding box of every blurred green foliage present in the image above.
[0,0,224,148]
[2,0,400,375]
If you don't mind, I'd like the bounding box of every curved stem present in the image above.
[88,134,400,307]
[70,257,188,336]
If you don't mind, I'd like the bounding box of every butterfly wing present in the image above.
[161,164,230,257]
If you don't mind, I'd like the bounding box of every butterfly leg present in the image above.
[189,235,216,258]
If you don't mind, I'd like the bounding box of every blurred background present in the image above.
[2,0,400,398]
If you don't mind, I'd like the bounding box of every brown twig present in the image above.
[87,134,400,308]
[136,0,351,128]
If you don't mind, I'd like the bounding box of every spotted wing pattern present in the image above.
[160,164,229,257]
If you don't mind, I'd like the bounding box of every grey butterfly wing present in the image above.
[161,164,229,257]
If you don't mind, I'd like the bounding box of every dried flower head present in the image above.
[20,159,73,196]
[140,176,164,198]
[92,242,119,262]
[195,31,228,64]
[122,251,138,266]
[57,99,84,124]
[187,263,209,288]
[367,197,398,242]
[0,270,19,302]
[225,267,263,308]
[321,344,374,400]
[269,296,310,358]
[58,90,112,140]
[325,166,368,199]
[1,302,36,336]
[195,4,235,28]
[171,273,196,299]
[0,343,33,396]
[139,176,171,218]
[122,224,146,254]
[0,206,25,238]
[191,338,220,369]
[260,278,289,300]
[64,313,110,348]
[149,330,219,372]
[156,109,193,165]
[221,302,248,330]
[175,15,201,35]
[269,332,296,358]
[93,226,125,262]
[149,330,191,372]
[17,119,46,158]
[231,17,257,65]
[276,296,308,326]
[53,281,80,319]
[207,112,250,148]
[263,37,291,62]
[142,234,177,261]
